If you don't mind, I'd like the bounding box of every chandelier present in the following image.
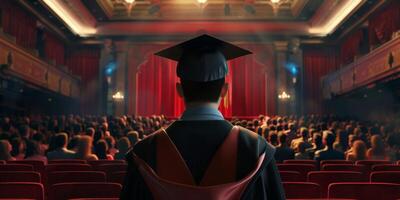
[278,91,291,100]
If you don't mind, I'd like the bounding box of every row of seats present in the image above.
[283,182,400,200]
[282,159,400,168]
[0,182,122,200]
[280,170,400,197]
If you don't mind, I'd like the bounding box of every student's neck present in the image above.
[185,102,219,109]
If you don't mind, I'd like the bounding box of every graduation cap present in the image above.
[155,34,252,82]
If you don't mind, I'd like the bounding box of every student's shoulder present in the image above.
[237,126,275,157]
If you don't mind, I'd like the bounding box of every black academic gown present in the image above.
[120,120,286,200]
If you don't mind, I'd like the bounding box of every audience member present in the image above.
[367,135,386,160]
[314,131,345,162]
[115,137,131,160]
[0,140,15,161]
[47,133,75,160]
[295,142,311,160]
[95,139,113,160]
[347,140,367,161]
[75,136,98,161]
[25,140,47,164]
[274,133,295,162]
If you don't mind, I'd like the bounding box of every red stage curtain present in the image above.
[340,30,363,65]
[303,48,338,114]
[229,55,267,117]
[135,45,269,118]
[44,31,65,65]
[66,48,101,114]
[369,1,400,47]
[137,54,185,117]
[1,0,37,49]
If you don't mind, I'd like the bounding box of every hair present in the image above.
[54,133,68,149]
[278,132,287,145]
[94,139,108,160]
[180,78,225,103]
[0,140,13,160]
[68,135,80,150]
[86,127,95,137]
[117,137,131,153]
[10,137,25,157]
[25,140,41,158]
[370,135,385,156]
[353,140,367,160]
[297,142,307,153]
[300,128,309,139]
[323,131,335,147]
[313,133,323,147]
[127,131,139,146]
[76,135,93,159]
[269,132,278,146]
[104,136,115,150]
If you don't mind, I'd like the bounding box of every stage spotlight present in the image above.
[286,62,298,76]
[224,4,231,16]
[105,61,117,76]
[197,0,207,4]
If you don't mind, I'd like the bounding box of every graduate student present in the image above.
[120,34,285,200]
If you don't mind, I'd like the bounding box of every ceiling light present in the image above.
[278,91,291,100]
[198,0,207,3]
[125,0,135,3]
[271,0,280,3]
[309,0,363,36]
[42,0,96,37]
[112,91,125,100]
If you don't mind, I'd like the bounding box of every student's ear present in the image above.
[176,83,184,98]
[220,83,228,98]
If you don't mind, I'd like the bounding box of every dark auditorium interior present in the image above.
[1,0,400,199]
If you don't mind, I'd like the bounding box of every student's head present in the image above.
[0,140,13,160]
[353,140,367,160]
[10,137,25,157]
[76,135,93,157]
[94,139,108,160]
[297,142,307,153]
[127,131,139,146]
[177,78,228,105]
[313,133,323,147]
[25,140,41,158]
[117,137,131,153]
[370,135,385,155]
[54,133,68,149]
[278,132,287,145]
[86,127,95,138]
[322,131,335,147]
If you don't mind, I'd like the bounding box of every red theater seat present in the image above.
[328,182,400,200]
[283,160,318,167]
[0,160,5,164]
[88,160,126,167]
[70,198,118,200]
[397,160,400,165]
[283,182,321,199]
[46,164,92,173]
[0,171,41,183]
[96,164,127,176]
[279,171,301,182]
[49,182,122,200]
[320,160,354,168]
[322,164,366,173]
[370,171,400,184]
[0,182,44,200]
[107,171,126,184]
[7,160,45,173]
[355,160,392,170]
[0,164,34,171]
[308,171,364,197]
[277,164,317,181]
[48,159,87,164]
[48,171,107,186]
[372,164,400,171]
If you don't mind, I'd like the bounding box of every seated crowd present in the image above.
[0,114,399,164]
[230,115,400,163]
[0,115,170,162]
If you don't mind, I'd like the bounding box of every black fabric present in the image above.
[120,120,286,200]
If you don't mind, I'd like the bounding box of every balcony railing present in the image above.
[0,32,80,98]
[322,36,400,99]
